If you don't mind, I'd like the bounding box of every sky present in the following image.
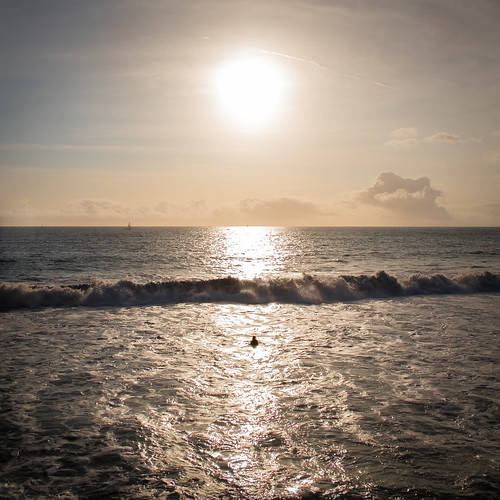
[1,0,499,226]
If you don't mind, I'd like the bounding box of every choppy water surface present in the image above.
[1,227,499,498]
[1,295,499,499]
[1,226,499,284]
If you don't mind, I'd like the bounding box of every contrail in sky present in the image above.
[260,48,397,90]
[200,35,396,90]
[259,49,327,70]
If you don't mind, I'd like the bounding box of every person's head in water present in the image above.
[250,336,258,347]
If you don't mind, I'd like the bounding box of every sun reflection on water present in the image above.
[204,304,295,491]
[216,226,287,279]
[126,302,348,497]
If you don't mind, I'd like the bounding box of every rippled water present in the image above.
[1,227,499,498]
[1,226,498,284]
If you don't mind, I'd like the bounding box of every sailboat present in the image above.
[126,222,132,230]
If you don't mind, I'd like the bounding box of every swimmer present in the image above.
[250,336,259,347]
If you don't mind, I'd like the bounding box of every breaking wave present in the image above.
[1,271,499,312]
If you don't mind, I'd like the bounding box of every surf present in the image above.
[1,271,499,311]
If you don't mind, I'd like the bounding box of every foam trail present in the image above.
[1,271,499,312]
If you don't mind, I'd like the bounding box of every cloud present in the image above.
[358,172,451,220]
[423,132,462,144]
[209,197,331,225]
[390,127,419,138]
[163,200,211,218]
[3,199,131,219]
[259,49,396,89]
[1,197,332,226]
[259,49,326,70]
[0,199,135,226]
[386,128,476,149]
[69,199,212,220]
[385,127,419,149]
[239,198,324,221]
[67,199,131,217]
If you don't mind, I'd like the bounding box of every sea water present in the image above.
[0,227,499,499]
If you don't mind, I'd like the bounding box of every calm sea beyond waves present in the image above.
[1,226,499,499]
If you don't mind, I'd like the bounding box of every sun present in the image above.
[214,56,287,128]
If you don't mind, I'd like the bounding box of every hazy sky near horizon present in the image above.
[1,0,499,226]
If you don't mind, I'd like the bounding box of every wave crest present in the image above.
[1,271,499,311]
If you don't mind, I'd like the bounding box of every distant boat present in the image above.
[126,222,132,230]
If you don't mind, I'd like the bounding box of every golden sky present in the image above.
[1,0,499,226]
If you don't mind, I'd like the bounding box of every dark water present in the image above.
[1,227,499,498]
[1,226,499,284]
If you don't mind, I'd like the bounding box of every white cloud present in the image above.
[358,172,451,220]
[390,127,419,139]
[423,132,462,144]
[385,127,420,149]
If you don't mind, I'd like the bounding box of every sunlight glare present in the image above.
[214,56,287,128]
[222,226,282,279]
[207,304,283,484]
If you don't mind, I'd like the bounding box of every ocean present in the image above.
[1,226,499,499]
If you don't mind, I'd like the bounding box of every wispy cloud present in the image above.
[212,197,331,225]
[67,199,133,217]
[1,196,332,226]
[259,49,326,70]
[154,200,211,218]
[386,128,481,149]
[423,132,462,144]
[385,127,419,149]
[260,49,396,89]
[238,197,325,222]
[154,198,329,225]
